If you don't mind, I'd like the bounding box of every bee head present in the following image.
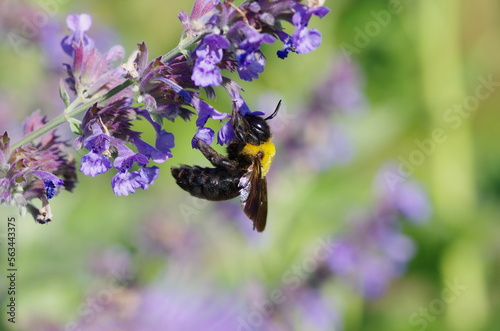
[234,101,281,145]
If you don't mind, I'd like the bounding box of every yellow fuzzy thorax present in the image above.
[242,140,276,177]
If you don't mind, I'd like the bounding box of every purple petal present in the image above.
[114,143,148,170]
[156,130,175,152]
[237,58,265,81]
[66,13,92,32]
[293,27,322,54]
[80,152,112,177]
[138,166,159,189]
[192,98,231,127]
[311,6,331,19]
[217,120,235,145]
[394,182,431,223]
[134,138,172,164]
[112,171,143,196]
[192,59,222,87]
[83,133,110,154]
[61,14,94,56]
[193,127,214,148]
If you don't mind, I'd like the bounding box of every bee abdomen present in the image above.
[171,165,242,201]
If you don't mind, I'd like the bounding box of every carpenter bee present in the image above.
[171,101,280,232]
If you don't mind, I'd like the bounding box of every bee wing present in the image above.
[239,157,267,232]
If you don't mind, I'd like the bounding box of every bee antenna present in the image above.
[264,100,281,120]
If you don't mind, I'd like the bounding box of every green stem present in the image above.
[11,80,133,150]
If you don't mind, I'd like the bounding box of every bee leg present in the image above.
[195,138,238,171]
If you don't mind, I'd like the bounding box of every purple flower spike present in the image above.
[62,14,126,100]
[230,23,274,81]
[110,144,150,196]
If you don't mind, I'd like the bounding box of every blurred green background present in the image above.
[1,0,499,330]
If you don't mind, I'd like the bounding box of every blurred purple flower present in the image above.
[58,271,244,331]
[89,245,132,277]
[273,58,367,172]
[61,13,94,57]
[294,287,341,330]
[375,162,432,223]
[137,215,201,258]
[326,57,367,113]
[394,182,431,222]
[328,215,416,299]
[303,123,354,170]
[326,164,430,299]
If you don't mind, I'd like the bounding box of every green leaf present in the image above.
[59,79,71,108]
[68,118,82,136]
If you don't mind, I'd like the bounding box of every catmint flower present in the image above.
[229,22,275,81]
[56,0,331,199]
[291,3,329,53]
[79,123,113,177]
[0,111,77,223]
[192,34,230,87]
[326,212,417,298]
[60,13,94,57]
[75,99,170,196]
[277,2,330,58]
[111,143,158,196]
[272,58,366,172]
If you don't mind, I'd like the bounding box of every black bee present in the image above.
[171,101,280,232]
